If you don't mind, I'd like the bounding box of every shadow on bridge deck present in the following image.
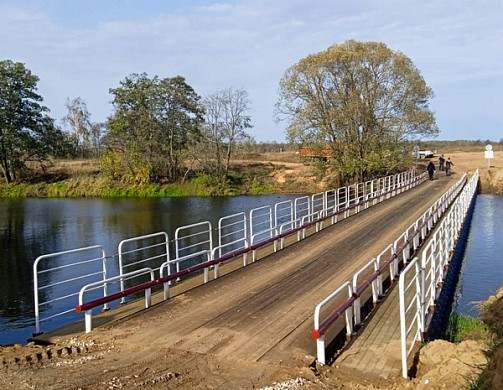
[31,173,459,387]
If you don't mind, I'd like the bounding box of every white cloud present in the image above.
[0,0,502,141]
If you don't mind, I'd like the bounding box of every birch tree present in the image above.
[202,88,252,176]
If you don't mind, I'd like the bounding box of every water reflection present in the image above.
[453,195,503,316]
[0,194,300,344]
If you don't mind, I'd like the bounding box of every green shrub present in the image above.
[445,313,489,344]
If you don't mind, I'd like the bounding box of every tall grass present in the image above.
[0,171,281,198]
[445,313,489,344]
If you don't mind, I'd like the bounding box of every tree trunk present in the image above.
[168,127,175,181]
[0,158,12,183]
[215,141,221,174]
[224,140,232,176]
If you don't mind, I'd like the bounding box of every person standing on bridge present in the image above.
[445,157,454,176]
[427,160,436,180]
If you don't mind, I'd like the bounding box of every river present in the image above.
[0,194,302,345]
[453,194,503,315]
[1,193,501,345]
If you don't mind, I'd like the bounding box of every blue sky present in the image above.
[1,0,502,142]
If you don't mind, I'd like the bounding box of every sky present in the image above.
[1,0,502,142]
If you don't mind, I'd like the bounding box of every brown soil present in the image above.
[0,175,454,389]
[1,151,501,390]
[476,287,503,390]
[252,149,503,194]
[437,150,503,194]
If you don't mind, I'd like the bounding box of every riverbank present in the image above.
[1,148,502,198]
[0,156,326,197]
[446,150,503,194]
[411,286,503,389]
[0,173,279,197]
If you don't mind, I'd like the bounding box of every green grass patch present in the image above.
[445,313,490,344]
[0,168,284,198]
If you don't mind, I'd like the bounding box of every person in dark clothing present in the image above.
[439,155,445,171]
[427,161,435,180]
[445,157,454,176]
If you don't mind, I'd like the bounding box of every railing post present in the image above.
[145,287,152,308]
[317,336,326,365]
[85,310,92,334]
[419,259,426,334]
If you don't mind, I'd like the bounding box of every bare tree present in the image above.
[63,97,92,157]
[202,92,225,174]
[203,88,252,176]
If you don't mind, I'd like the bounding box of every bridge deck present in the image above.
[29,174,457,388]
[336,281,405,378]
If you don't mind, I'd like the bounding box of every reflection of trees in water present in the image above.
[1,194,305,339]
[0,200,60,320]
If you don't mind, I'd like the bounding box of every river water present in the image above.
[452,194,503,315]
[1,193,501,345]
[0,194,302,345]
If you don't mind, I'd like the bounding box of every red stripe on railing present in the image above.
[313,295,357,338]
[311,173,466,339]
[76,280,157,313]
[77,174,428,316]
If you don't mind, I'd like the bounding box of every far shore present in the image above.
[0,148,501,198]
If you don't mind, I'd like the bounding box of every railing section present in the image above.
[398,169,479,377]
[32,169,425,334]
[311,171,470,366]
[33,245,107,334]
[118,232,169,303]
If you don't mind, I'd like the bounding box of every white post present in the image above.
[399,273,408,378]
[317,336,326,365]
[85,310,92,334]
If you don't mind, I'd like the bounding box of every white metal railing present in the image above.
[294,196,311,225]
[78,267,155,333]
[250,205,273,241]
[398,169,479,377]
[159,250,212,299]
[275,200,294,228]
[118,232,169,303]
[174,221,213,276]
[312,192,325,220]
[311,170,472,366]
[399,257,422,378]
[214,212,249,273]
[33,245,108,334]
[33,168,425,335]
[352,257,380,326]
[312,281,354,365]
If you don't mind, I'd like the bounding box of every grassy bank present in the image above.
[444,293,503,390]
[0,154,328,198]
[0,171,281,198]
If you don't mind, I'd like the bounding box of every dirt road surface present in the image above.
[1,173,460,389]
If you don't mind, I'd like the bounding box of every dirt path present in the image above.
[0,174,458,390]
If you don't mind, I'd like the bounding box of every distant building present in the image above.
[298,147,332,161]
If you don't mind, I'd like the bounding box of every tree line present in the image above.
[2,40,447,187]
[0,62,253,184]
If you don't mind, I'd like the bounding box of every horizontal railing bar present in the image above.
[119,242,168,256]
[123,253,166,268]
[39,308,75,322]
[40,291,80,305]
[76,280,157,313]
[39,271,104,290]
[37,256,104,274]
